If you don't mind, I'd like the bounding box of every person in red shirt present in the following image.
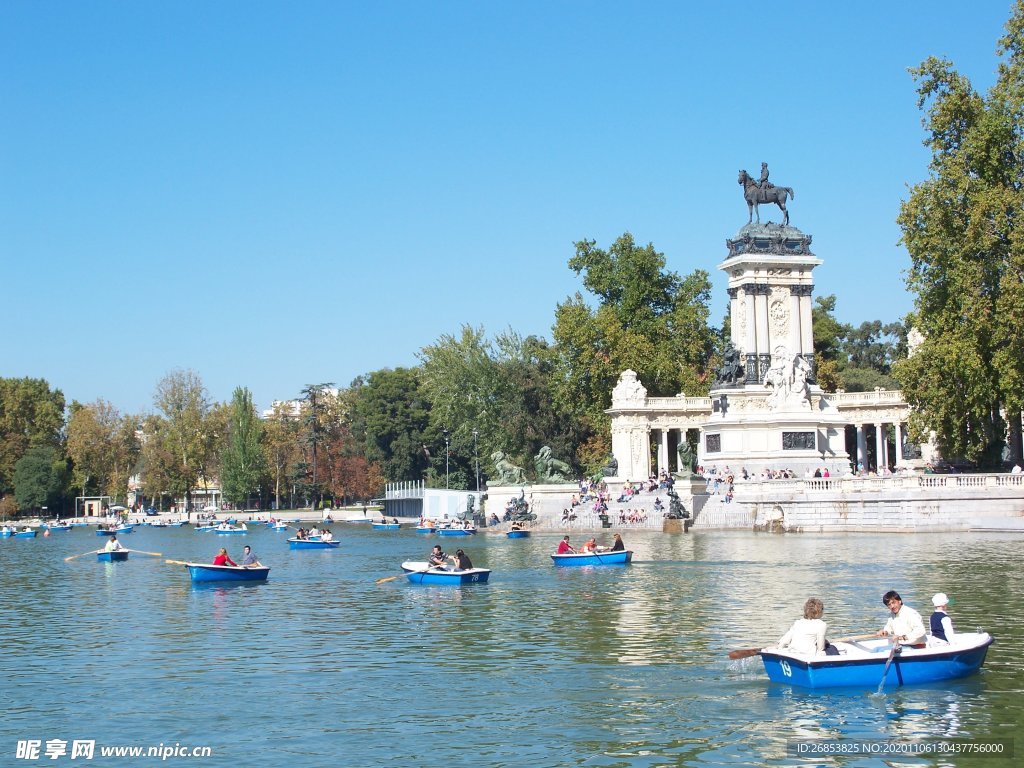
[556,536,575,555]
[212,548,237,566]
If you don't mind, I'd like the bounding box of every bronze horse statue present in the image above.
[738,170,794,226]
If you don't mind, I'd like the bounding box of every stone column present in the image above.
[894,422,905,468]
[856,424,868,473]
[788,288,802,359]
[754,285,770,358]
[874,425,885,473]
[660,429,670,477]
[798,288,815,357]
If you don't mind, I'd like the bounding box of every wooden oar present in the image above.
[376,566,434,584]
[728,633,880,660]
[124,549,162,557]
[164,559,190,565]
[64,549,102,562]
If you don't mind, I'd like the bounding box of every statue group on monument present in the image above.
[763,346,812,409]
[491,446,574,485]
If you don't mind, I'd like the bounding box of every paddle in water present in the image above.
[376,565,435,584]
[124,549,162,557]
[64,549,103,562]
[875,639,901,695]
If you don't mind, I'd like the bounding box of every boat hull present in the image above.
[97,550,129,562]
[287,538,339,549]
[371,523,401,530]
[551,550,632,566]
[436,528,476,536]
[185,563,271,582]
[405,568,491,585]
[760,633,994,689]
[97,527,132,536]
[14,531,38,538]
[415,526,436,534]
[43,524,71,531]
[506,530,530,538]
[212,527,247,534]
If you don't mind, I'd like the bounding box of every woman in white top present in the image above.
[777,598,828,656]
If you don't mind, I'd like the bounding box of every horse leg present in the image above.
[747,202,753,224]
[778,200,788,226]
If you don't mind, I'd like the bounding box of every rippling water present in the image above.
[1,526,1021,767]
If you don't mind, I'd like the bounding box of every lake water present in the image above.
[1,525,1021,767]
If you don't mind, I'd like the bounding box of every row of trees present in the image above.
[3,4,1020,514]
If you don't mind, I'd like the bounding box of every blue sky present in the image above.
[2,1,1014,415]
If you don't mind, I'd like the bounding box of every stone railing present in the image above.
[644,396,713,412]
[734,472,1024,495]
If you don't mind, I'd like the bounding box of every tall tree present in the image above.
[14,445,69,514]
[220,387,266,507]
[350,368,431,483]
[0,377,66,495]
[262,401,302,511]
[66,400,141,502]
[894,2,1024,465]
[551,233,716,433]
[147,370,212,515]
[300,383,335,506]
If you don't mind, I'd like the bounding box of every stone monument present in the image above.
[701,172,849,474]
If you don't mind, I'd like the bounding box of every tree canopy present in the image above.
[894,1,1024,465]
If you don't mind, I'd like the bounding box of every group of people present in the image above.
[293,526,334,541]
[775,590,957,657]
[212,545,262,568]
[555,534,625,554]
[427,545,473,571]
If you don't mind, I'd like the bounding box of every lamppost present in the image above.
[472,428,480,493]
[442,428,450,489]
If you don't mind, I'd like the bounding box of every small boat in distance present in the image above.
[371,522,401,530]
[551,550,633,566]
[759,632,995,689]
[13,528,38,538]
[212,523,248,534]
[184,563,271,583]
[506,527,530,539]
[436,524,476,536]
[96,525,133,536]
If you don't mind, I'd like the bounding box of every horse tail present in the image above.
[786,187,795,200]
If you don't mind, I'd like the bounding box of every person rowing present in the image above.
[876,590,927,647]
[241,545,262,568]
[212,548,237,567]
[428,545,447,569]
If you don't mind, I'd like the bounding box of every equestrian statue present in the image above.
[738,162,794,226]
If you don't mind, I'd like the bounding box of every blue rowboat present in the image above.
[42,523,72,531]
[287,538,339,550]
[372,523,401,530]
[167,521,187,527]
[14,530,38,538]
[212,524,248,534]
[185,563,271,583]
[414,526,436,534]
[97,550,129,562]
[436,527,476,536]
[506,529,530,539]
[400,561,490,585]
[269,524,289,531]
[551,550,633,566]
[759,632,994,689]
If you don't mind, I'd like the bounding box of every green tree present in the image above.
[14,445,69,513]
[811,296,849,393]
[146,370,212,515]
[552,233,716,434]
[262,401,301,511]
[66,400,141,501]
[349,368,431,482]
[220,387,266,506]
[894,3,1024,465]
[0,377,66,495]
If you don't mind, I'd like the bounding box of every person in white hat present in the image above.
[929,593,956,643]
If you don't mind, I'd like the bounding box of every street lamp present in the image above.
[472,428,480,493]
[442,428,450,489]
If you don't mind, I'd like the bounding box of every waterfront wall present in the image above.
[719,473,1024,532]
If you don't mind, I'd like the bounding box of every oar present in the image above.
[64,549,102,562]
[164,559,190,565]
[875,639,901,695]
[124,549,162,557]
[376,566,434,584]
[728,633,880,660]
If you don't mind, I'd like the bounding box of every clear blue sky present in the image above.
[2,1,1014,415]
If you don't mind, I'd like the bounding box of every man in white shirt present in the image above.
[877,590,927,646]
